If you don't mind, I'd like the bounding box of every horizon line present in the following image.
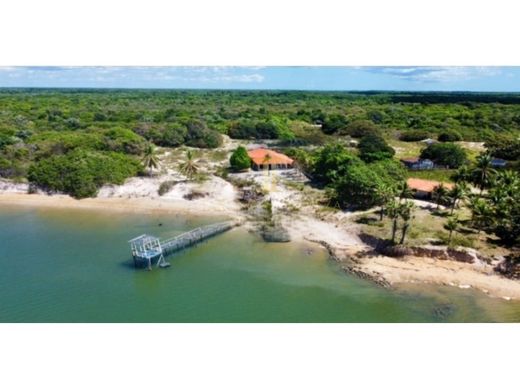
[1,86,520,94]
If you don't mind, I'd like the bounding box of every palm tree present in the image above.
[493,170,520,188]
[179,150,199,180]
[376,184,395,221]
[468,197,491,234]
[398,201,415,245]
[262,153,272,176]
[473,152,496,194]
[448,182,469,215]
[397,181,413,202]
[444,215,459,246]
[432,183,448,210]
[452,165,471,184]
[142,142,159,176]
[386,199,400,244]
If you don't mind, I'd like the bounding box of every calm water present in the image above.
[1,205,520,322]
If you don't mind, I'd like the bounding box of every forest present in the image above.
[1,88,520,197]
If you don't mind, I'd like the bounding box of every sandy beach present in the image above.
[0,175,241,217]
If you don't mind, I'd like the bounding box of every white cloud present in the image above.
[364,66,501,83]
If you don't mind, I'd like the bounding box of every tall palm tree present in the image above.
[452,165,471,184]
[376,184,395,221]
[142,142,159,176]
[398,201,415,245]
[386,199,400,244]
[262,153,272,176]
[468,197,491,234]
[432,183,448,210]
[448,182,469,215]
[473,152,496,194]
[179,150,199,180]
[444,215,459,246]
[397,181,413,202]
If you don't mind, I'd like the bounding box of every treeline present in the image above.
[1,89,520,197]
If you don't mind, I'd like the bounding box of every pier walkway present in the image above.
[129,221,239,269]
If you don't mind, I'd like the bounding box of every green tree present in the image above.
[312,143,357,183]
[472,152,496,193]
[229,146,251,171]
[179,150,199,180]
[331,162,385,209]
[448,182,469,214]
[398,201,415,245]
[397,181,413,201]
[358,133,395,163]
[452,165,471,183]
[342,119,380,138]
[321,114,349,134]
[468,197,491,234]
[420,142,467,168]
[376,183,395,221]
[444,215,459,246]
[141,142,159,176]
[386,199,400,244]
[432,183,448,209]
[438,130,462,142]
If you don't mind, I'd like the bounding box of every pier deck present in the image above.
[129,220,239,269]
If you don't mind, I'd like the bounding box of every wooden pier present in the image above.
[129,221,239,269]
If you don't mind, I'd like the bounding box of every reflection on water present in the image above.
[1,205,520,322]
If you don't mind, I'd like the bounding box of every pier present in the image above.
[129,221,239,269]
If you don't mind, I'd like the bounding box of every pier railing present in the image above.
[129,220,239,269]
[160,221,238,255]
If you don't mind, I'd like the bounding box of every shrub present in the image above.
[229,146,251,171]
[399,130,430,142]
[28,149,141,198]
[486,135,520,160]
[185,119,222,148]
[420,142,467,168]
[438,130,462,142]
[342,119,381,138]
[358,133,395,162]
[321,114,349,134]
[103,127,146,155]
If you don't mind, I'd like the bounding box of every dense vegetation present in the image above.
[1,89,520,198]
[289,143,406,209]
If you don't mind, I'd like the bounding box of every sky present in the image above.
[0,66,520,91]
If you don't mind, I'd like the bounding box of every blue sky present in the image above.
[0,66,520,91]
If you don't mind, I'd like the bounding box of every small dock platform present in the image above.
[129,221,239,269]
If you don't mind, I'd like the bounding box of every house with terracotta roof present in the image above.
[406,178,454,199]
[247,148,294,171]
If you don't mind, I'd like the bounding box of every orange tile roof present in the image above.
[247,148,294,165]
[407,178,454,193]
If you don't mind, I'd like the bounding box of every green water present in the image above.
[1,206,520,322]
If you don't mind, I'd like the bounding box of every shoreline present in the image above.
[0,193,238,217]
[2,190,520,302]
